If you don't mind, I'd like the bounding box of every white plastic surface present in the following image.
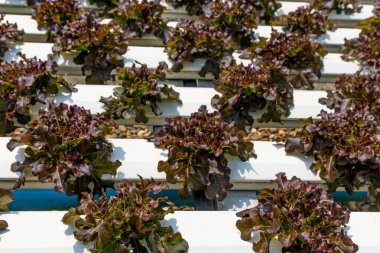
[37,85,327,124]
[0,211,379,253]
[3,43,361,79]
[0,137,321,189]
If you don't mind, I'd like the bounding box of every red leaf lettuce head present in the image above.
[164,20,235,78]
[100,61,182,124]
[0,14,24,58]
[62,177,189,253]
[212,62,294,131]
[236,173,359,253]
[280,5,337,38]
[241,30,327,89]
[319,71,380,118]
[285,105,379,205]
[111,0,167,40]
[7,102,122,199]
[341,9,380,70]
[0,53,72,136]
[153,105,256,200]
[205,0,274,49]
[31,0,80,42]
[52,11,129,84]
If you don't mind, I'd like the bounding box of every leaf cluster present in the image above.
[110,0,167,40]
[341,10,380,70]
[241,30,327,89]
[319,71,380,118]
[62,177,189,253]
[0,188,13,230]
[311,0,362,15]
[236,173,359,253]
[212,63,294,131]
[153,105,256,201]
[0,14,23,59]
[0,53,72,136]
[280,6,337,38]
[7,103,122,199]
[31,0,80,42]
[52,11,129,84]
[285,106,379,205]
[164,20,234,77]
[247,0,282,25]
[204,0,259,49]
[100,62,181,123]
[166,0,209,15]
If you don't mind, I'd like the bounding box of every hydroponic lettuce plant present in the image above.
[256,0,282,24]
[247,0,282,25]
[111,0,167,40]
[241,31,327,89]
[212,63,294,131]
[319,71,380,118]
[153,105,256,201]
[236,173,359,253]
[205,0,259,49]
[311,0,362,15]
[52,11,129,84]
[164,20,234,77]
[31,0,80,42]
[100,62,181,123]
[279,5,337,37]
[285,106,379,205]
[166,0,209,15]
[7,103,122,199]
[62,177,189,253]
[341,8,380,70]
[0,53,72,136]
[0,188,12,230]
[0,14,24,59]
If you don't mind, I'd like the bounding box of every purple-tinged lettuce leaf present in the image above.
[204,0,281,48]
[31,0,80,42]
[236,173,359,253]
[241,31,327,89]
[100,61,181,123]
[0,53,72,136]
[341,9,380,70]
[285,105,379,206]
[164,20,234,78]
[153,105,256,200]
[0,14,24,58]
[212,62,294,131]
[111,0,168,41]
[279,5,337,38]
[319,71,380,119]
[52,11,129,84]
[63,177,189,253]
[7,102,121,199]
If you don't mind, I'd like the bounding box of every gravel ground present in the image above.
[246,127,302,142]
[11,125,302,141]
[106,124,153,139]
